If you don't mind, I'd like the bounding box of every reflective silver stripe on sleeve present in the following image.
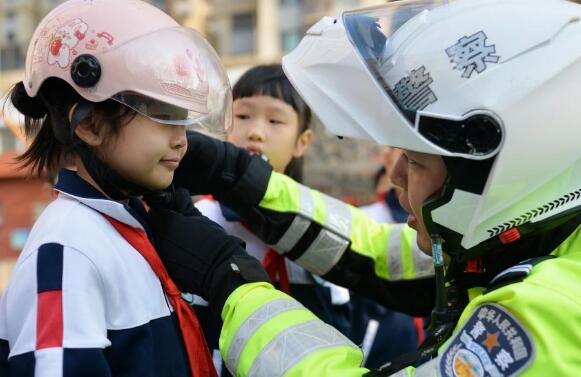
[298,184,314,218]
[323,195,352,238]
[387,225,404,280]
[271,184,315,254]
[226,298,305,374]
[273,215,310,254]
[247,319,358,377]
[295,229,349,276]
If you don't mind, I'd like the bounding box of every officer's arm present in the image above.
[218,159,435,316]
[220,282,369,376]
[175,133,435,315]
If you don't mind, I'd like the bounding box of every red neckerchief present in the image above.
[262,248,291,294]
[104,215,218,377]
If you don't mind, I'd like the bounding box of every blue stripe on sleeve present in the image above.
[0,338,9,377]
[63,349,111,377]
[105,313,190,377]
[7,351,35,377]
[37,243,64,293]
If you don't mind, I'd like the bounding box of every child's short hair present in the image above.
[233,64,312,133]
[8,79,135,175]
[232,64,312,182]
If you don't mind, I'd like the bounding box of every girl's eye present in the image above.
[235,114,250,120]
[269,119,284,125]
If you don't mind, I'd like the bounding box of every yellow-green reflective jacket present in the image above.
[238,172,436,316]
[219,172,581,376]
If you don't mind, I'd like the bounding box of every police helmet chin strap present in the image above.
[365,236,466,376]
[70,100,159,201]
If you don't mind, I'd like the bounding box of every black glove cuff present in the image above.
[217,155,273,212]
[208,253,270,314]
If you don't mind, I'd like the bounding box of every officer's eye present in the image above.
[235,114,251,120]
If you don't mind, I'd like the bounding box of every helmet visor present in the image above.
[112,92,221,128]
[99,27,232,136]
[343,0,447,121]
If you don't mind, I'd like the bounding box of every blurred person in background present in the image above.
[359,148,408,224]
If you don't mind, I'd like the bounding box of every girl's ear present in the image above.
[69,104,103,147]
[293,129,314,158]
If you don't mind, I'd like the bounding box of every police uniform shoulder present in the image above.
[485,255,555,293]
[438,303,535,377]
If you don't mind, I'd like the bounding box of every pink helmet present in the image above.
[24,0,231,134]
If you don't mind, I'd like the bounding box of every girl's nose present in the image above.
[170,126,187,150]
[247,120,266,142]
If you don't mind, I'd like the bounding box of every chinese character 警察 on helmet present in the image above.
[12,0,231,198]
[283,0,581,261]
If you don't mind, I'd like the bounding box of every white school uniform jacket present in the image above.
[0,169,191,377]
[196,197,316,285]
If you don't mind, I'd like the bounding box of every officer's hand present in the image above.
[172,131,250,196]
[146,188,271,313]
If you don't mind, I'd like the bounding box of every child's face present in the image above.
[96,114,187,191]
[228,96,311,173]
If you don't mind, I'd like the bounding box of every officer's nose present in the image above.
[389,152,408,191]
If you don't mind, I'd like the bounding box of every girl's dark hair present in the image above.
[8,79,135,176]
[232,64,312,182]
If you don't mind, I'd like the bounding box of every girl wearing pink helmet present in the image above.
[0,0,231,376]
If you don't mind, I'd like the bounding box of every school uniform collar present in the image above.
[54,168,146,230]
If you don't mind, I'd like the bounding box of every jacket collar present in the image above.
[54,169,146,230]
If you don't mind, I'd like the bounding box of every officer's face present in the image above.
[389,149,447,254]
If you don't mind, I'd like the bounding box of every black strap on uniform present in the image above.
[485,255,555,293]
[364,285,465,376]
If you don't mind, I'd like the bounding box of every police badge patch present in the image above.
[439,304,534,377]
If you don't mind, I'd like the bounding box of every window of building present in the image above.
[0,45,25,70]
[281,30,302,52]
[4,11,17,33]
[150,0,166,12]
[0,128,17,153]
[230,13,255,55]
[281,0,302,7]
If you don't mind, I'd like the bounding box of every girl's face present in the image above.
[76,113,187,191]
[389,149,448,254]
[228,95,313,172]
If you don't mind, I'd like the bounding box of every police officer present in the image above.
[149,0,581,375]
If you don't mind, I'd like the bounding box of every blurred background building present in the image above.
[0,0,391,292]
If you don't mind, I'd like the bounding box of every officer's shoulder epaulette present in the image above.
[485,255,555,293]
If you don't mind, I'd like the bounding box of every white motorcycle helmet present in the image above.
[283,0,581,260]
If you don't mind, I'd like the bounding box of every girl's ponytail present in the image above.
[9,81,48,120]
